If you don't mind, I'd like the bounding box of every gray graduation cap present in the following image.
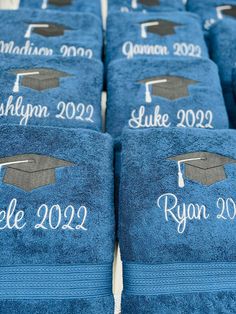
[217,5,236,19]
[132,0,160,9]
[12,68,71,93]
[168,152,236,188]
[42,0,72,9]
[0,154,75,192]
[137,76,198,103]
[140,20,182,38]
[25,22,70,38]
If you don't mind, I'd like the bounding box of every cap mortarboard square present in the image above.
[140,20,183,38]
[12,68,71,93]
[217,5,236,19]
[25,22,70,38]
[0,154,75,192]
[42,0,72,9]
[137,76,199,103]
[168,152,236,188]
[132,0,160,9]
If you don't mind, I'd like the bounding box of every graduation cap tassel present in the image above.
[177,162,185,188]
[177,158,204,188]
[216,5,231,19]
[145,84,152,103]
[141,24,148,38]
[13,72,40,93]
[132,0,138,9]
[41,0,48,9]
[145,79,167,103]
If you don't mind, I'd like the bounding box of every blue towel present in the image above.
[106,12,208,65]
[107,58,228,138]
[20,0,101,19]
[209,19,236,127]
[120,127,236,314]
[0,54,103,130]
[187,0,236,32]
[0,124,114,314]
[0,9,102,60]
[108,0,185,13]
[108,57,229,229]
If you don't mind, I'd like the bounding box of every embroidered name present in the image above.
[157,193,236,234]
[122,41,202,59]
[0,96,95,125]
[0,40,93,59]
[0,199,88,231]
[122,41,169,59]
[128,105,214,129]
[0,40,53,56]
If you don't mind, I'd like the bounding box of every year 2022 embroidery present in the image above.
[0,22,93,58]
[156,152,236,234]
[128,76,213,129]
[0,68,95,125]
[122,19,202,59]
[0,154,88,231]
[0,199,88,231]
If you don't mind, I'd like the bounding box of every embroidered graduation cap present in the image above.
[131,0,160,9]
[137,76,198,103]
[140,20,182,38]
[168,152,236,188]
[41,0,72,9]
[0,154,75,192]
[216,5,236,19]
[11,68,71,93]
[25,22,69,38]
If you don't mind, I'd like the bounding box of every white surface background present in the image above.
[0,1,123,313]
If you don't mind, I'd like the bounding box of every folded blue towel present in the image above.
[106,12,208,64]
[0,54,103,130]
[187,0,236,32]
[20,0,101,19]
[0,9,102,60]
[108,0,185,13]
[209,19,236,127]
[107,58,228,138]
[0,124,114,313]
[120,127,236,314]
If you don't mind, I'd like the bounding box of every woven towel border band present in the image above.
[0,264,112,300]
[123,262,236,296]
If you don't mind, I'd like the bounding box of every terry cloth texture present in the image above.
[20,0,102,19]
[0,9,103,60]
[108,0,185,13]
[0,54,103,130]
[0,125,115,314]
[209,19,236,127]
[187,0,236,32]
[119,127,236,314]
[107,58,228,138]
[106,12,208,65]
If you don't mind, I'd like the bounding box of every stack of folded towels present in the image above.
[0,1,115,314]
[0,0,236,313]
[106,0,236,313]
[187,0,236,126]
